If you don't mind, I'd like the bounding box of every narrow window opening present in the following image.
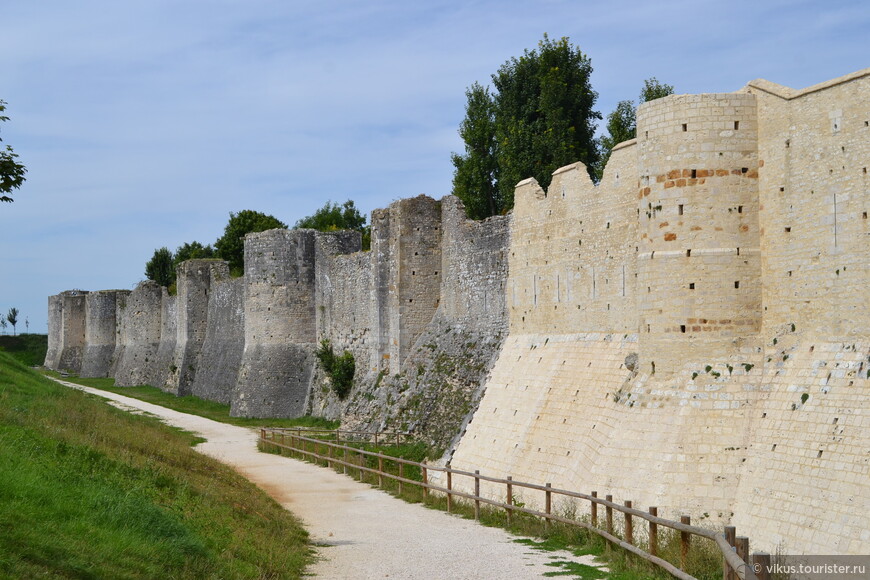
[647,287,651,293]
[645,131,649,139]
[647,324,650,333]
[736,247,740,255]
[785,139,790,148]
[771,444,777,451]
[606,222,610,229]
[788,270,793,277]
[682,123,687,132]
[817,450,824,458]
[690,169,697,178]
[689,283,695,290]
[866,121,869,127]
[841,146,846,153]
[412,271,415,275]
[734,281,740,289]
[863,167,867,174]
[680,325,686,333]
[734,121,740,130]
[686,249,691,257]
[738,205,743,214]
[863,212,868,219]
[678,204,684,215]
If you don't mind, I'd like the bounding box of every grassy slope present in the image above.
[0,351,311,579]
[0,333,48,367]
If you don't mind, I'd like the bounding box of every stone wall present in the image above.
[190,275,244,404]
[113,281,163,386]
[80,290,128,377]
[57,290,89,373]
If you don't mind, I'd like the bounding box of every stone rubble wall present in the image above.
[80,290,129,377]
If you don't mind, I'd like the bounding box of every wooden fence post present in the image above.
[736,537,749,580]
[378,453,384,488]
[649,507,658,557]
[374,432,379,446]
[752,552,771,580]
[398,463,404,495]
[474,470,481,520]
[422,466,428,499]
[447,471,453,513]
[544,483,552,529]
[343,447,348,475]
[605,495,613,534]
[680,516,691,571]
[724,526,736,580]
[506,476,513,526]
[591,491,598,527]
[327,443,333,468]
[624,500,633,544]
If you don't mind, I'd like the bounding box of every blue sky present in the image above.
[0,0,867,334]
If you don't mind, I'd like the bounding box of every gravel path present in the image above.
[53,378,608,579]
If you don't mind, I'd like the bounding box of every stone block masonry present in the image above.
[80,290,129,377]
[45,67,869,556]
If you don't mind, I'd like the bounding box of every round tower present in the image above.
[636,93,762,375]
[80,290,128,377]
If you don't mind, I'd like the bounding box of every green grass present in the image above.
[0,333,48,367]
[43,371,339,430]
[1,351,312,579]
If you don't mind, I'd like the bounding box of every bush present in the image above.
[316,340,355,399]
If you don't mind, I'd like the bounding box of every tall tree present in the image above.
[0,318,6,335]
[0,100,27,203]
[214,210,287,276]
[595,77,674,180]
[294,200,370,249]
[450,83,499,220]
[7,307,18,336]
[145,247,174,287]
[173,241,214,268]
[451,35,600,218]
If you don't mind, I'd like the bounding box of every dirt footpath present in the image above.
[53,378,607,579]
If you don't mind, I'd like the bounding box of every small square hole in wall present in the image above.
[742,167,748,174]
[682,123,687,132]
[680,325,686,333]
[863,212,868,219]
[785,227,791,233]
[678,204,684,215]
[734,121,740,130]
[738,205,743,213]
[779,187,785,192]
[689,283,695,290]
[686,249,691,257]
[691,169,697,178]
[865,121,869,127]
[734,281,740,289]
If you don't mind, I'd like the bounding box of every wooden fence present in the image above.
[261,428,773,580]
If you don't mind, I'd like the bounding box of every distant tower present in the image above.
[636,93,762,375]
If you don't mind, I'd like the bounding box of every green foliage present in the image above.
[173,241,215,268]
[595,77,674,181]
[144,246,174,288]
[6,307,18,336]
[214,210,287,276]
[2,352,311,579]
[0,333,47,366]
[315,340,355,399]
[451,35,600,218]
[294,200,370,250]
[451,83,500,219]
[0,100,26,203]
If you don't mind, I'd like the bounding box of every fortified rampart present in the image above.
[46,68,868,555]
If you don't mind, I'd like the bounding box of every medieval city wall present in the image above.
[190,275,244,404]
[447,70,870,555]
[80,290,128,377]
[43,67,869,555]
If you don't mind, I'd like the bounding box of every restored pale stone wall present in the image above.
[80,290,129,377]
[152,291,176,389]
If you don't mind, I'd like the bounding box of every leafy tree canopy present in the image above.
[451,35,600,218]
[294,200,370,249]
[595,77,674,181]
[145,247,174,288]
[0,100,27,203]
[173,241,215,268]
[214,210,287,276]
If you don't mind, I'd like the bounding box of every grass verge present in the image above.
[0,333,48,367]
[1,352,312,579]
[43,371,339,430]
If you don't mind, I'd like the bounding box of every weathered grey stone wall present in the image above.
[57,290,89,373]
[43,294,63,369]
[152,291,177,389]
[114,281,163,386]
[165,260,228,396]
[190,275,244,404]
[80,290,128,377]
[232,228,318,417]
[108,290,131,377]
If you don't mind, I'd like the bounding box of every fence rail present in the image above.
[261,428,769,580]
